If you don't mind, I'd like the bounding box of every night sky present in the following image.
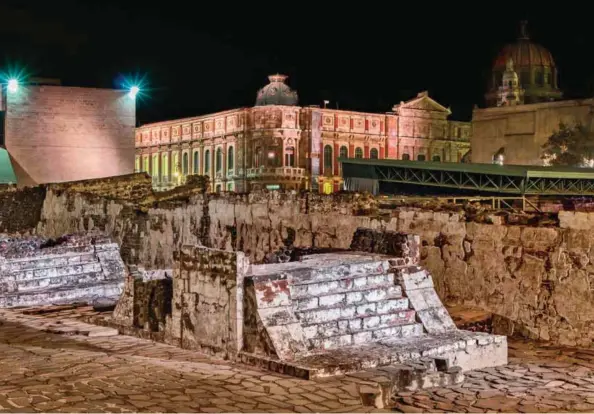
[2,1,593,125]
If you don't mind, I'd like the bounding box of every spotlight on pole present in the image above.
[128,85,140,99]
[7,79,19,93]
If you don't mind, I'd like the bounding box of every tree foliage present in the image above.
[541,122,594,167]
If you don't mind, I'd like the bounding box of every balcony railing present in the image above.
[246,167,306,179]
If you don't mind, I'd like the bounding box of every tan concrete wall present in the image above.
[471,99,594,165]
[5,85,135,186]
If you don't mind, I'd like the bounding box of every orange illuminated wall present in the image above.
[4,85,135,187]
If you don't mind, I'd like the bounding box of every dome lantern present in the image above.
[485,21,562,107]
[255,74,298,106]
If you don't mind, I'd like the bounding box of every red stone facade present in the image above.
[136,80,470,193]
[3,85,136,187]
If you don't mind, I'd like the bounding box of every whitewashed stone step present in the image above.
[287,261,392,287]
[309,323,424,350]
[295,296,410,325]
[8,272,110,293]
[290,273,394,299]
[1,253,98,271]
[3,262,102,281]
[294,285,403,310]
[0,280,123,308]
[303,309,417,339]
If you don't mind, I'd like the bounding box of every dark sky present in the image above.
[1,1,593,124]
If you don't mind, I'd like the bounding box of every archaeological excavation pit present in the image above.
[109,231,507,398]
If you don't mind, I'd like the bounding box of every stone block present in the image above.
[415,307,457,334]
[394,266,433,291]
[266,323,309,360]
[254,278,290,308]
[403,288,442,311]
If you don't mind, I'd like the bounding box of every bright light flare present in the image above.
[128,85,140,99]
[7,79,19,93]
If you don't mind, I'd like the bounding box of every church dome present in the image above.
[255,74,298,106]
[485,21,562,107]
[493,39,555,69]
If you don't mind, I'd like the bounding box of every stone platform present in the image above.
[107,235,507,396]
[241,252,507,379]
[0,235,125,307]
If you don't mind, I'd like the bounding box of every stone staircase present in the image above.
[242,251,507,382]
[285,255,424,350]
[0,237,125,308]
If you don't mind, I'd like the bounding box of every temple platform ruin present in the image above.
[240,252,507,379]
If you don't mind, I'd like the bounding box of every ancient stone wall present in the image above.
[0,185,46,234]
[3,175,594,347]
[170,246,248,358]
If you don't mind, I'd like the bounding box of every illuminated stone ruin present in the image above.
[0,235,125,308]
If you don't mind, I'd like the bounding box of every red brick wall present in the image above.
[4,85,135,186]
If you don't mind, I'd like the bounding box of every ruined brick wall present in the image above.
[48,173,153,201]
[4,85,135,187]
[170,246,248,358]
[0,185,46,234]
[4,174,594,347]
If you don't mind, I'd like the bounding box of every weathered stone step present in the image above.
[310,323,424,350]
[294,285,403,310]
[0,280,123,308]
[304,309,417,340]
[295,296,410,325]
[1,253,98,271]
[290,272,394,299]
[6,271,112,293]
[2,262,102,281]
[288,259,392,286]
[291,273,399,297]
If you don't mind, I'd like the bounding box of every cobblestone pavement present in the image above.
[2,308,594,412]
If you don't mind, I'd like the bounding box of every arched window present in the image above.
[417,154,426,161]
[216,148,223,172]
[162,154,169,177]
[285,147,295,167]
[355,147,363,159]
[323,145,333,171]
[402,153,410,161]
[339,146,348,159]
[255,147,262,167]
[182,153,189,175]
[152,154,159,177]
[193,151,199,174]
[172,153,179,176]
[227,146,234,171]
[204,150,210,174]
[370,148,379,159]
[432,155,441,162]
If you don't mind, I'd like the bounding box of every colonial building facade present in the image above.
[135,75,470,193]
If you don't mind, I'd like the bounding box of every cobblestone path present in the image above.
[1,308,594,412]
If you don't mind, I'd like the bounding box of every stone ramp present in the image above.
[0,235,125,307]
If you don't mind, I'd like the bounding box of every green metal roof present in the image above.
[338,158,594,179]
[0,149,16,184]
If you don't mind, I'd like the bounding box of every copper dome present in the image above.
[493,40,555,69]
[485,21,562,107]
